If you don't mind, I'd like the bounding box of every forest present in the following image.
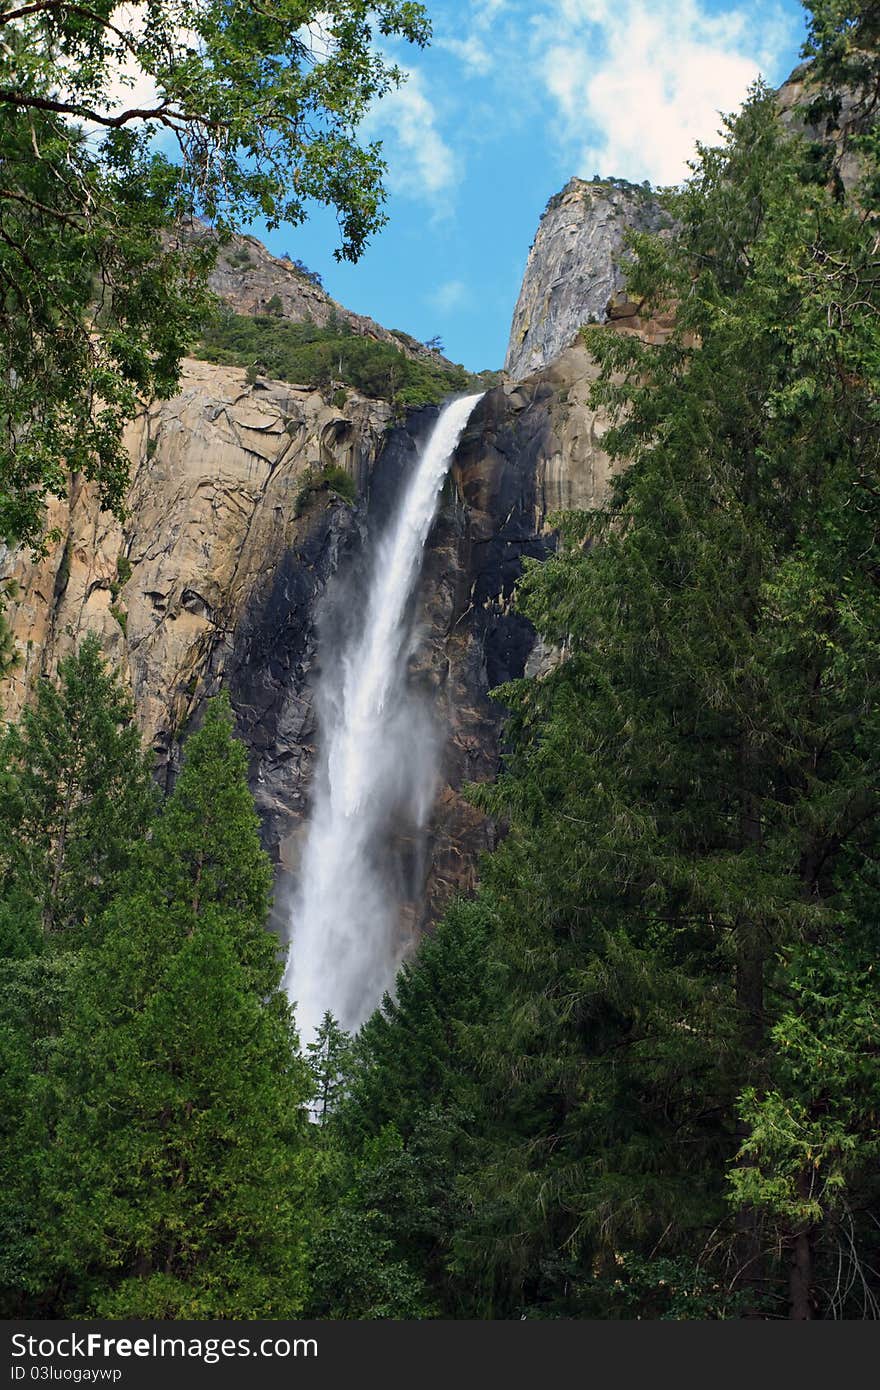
[1,0,879,1321]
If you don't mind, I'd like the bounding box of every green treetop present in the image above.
[40,694,313,1317]
[0,634,157,943]
[307,1011,355,1125]
[135,692,278,994]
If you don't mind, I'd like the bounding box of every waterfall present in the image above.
[285,393,484,1045]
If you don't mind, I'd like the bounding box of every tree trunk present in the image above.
[734,755,766,1314]
[788,1169,815,1320]
[43,773,75,934]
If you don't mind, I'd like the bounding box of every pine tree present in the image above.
[0,637,155,1314]
[0,634,156,943]
[131,691,279,995]
[342,898,499,1146]
[39,696,314,1317]
[579,80,880,1318]
[307,899,500,1318]
[307,1012,354,1124]
[304,1123,439,1320]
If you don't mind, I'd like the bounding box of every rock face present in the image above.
[776,63,866,195]
[0,342,624,949]
[1,172,653,951]
[505,178,671,380]
[0,359,392,753]
[503,63,856,387]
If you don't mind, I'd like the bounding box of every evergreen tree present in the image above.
[38,696,314,1316]
[132,691,279,995]
[0,637,155,1313]
[307,899,500,1318]
[416,81,880,1318]
[0,634,156,942]
[731,921,880,1319]
[307,1012,355,1124]
[0,937,72,1316]
[342,898,499,1145]
[305,1125,437,1319]
[580,80,880,1317]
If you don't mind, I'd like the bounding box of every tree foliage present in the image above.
[307,1011,354,1124]
[195,307,478,405]
[0,634,156,941]
[35,696,313,1316]
[0,639,155,1313]
[305,900,497,1318]
[0,673,316,1317]
[0,0,430,548]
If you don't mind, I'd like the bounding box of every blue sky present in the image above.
[254,0,809,372]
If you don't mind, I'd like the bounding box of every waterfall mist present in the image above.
[285,393,484,1044]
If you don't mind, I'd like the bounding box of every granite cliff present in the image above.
[0,163,677,946]
[505,177,671,380]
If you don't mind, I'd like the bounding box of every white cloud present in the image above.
[435,0,512,77]
[429,278,470,312]
[363,66,458,209]
[530,0,798,186]
[437,35,494,76]
[472,0,508,28]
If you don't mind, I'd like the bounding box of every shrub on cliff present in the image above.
[195,308,478,406]
[295,464,357,517]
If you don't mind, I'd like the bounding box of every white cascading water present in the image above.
[285,393,484,1044]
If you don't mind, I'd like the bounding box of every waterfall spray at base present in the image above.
[285,393,485,1045]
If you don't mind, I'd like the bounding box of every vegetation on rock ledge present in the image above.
[194,309,480,407]
[295,464,358,517]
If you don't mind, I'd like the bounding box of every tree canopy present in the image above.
[0,0,430,548]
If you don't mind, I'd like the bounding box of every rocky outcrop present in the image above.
[504,178,671,381]
[504,64,859,388]
[777,63,867,195]
[0,359,392,752]
[205,230,456,369]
